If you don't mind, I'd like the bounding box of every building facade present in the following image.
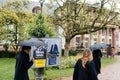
[1,0,120,53]
[70,26,120,53]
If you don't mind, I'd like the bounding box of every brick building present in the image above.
[70,26,120,53]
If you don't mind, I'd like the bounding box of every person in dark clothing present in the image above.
[73,48,98,80]
[107,44,112,58]
[49,43,59,65]
[14,46,33,80]
[92,49,102,75]
[49,43,59,55]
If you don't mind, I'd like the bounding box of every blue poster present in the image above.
[41,38,62,66]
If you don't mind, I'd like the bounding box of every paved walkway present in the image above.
[98,56,120,80]
[61,55,120,80]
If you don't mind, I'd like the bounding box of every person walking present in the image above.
[92,49,102,75]
[107,44,112,58]
[14,46,34,80]
[111,47,115,58]
[73,48,98,80]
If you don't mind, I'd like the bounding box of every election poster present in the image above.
[30,38,62,68]
[30,39,47,68]
[41,38,62,66]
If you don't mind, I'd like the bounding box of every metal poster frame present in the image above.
[30,38,62,68]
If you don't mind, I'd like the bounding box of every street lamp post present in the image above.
[39,0,45,24]
[39,0,45,16]
[34,1,45,80]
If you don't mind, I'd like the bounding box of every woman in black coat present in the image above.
[14,46,33,80]
[92,49,102,75]
[73,48,98,80]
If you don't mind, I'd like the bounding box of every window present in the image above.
[94,38,97,44]
[109,29,112,36]
[102,29,105,35]
[85,38,89,41]
[93,32,97,35]
[32,6,40,14]
[109,39,112,44]
[85,38,89,48]
[76,37,80,46]
[102,39,105,43]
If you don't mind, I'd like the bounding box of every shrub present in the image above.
[3,43,9,51]
[0,51,16,58]
[61,56,81,69]
[69,50,83,56]
[45,56,81,69]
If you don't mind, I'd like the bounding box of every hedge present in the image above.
[69,50,83,56]
[0,51,16,58]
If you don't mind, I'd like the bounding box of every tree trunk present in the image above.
[4,48,8,51]
[12,44,18,58]
[64,41,70,56]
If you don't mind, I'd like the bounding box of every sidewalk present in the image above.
[62,55,120,80]
[98,55,120,80]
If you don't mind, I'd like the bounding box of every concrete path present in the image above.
[62,56,120,80]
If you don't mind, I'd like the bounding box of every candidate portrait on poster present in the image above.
[41,38,62,66]
[48,42,59,65]
[33,45,46,59]
[31,45,47,68]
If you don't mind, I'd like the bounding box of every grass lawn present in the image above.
[101,57,117,68]
[0,58,16,80]
[0,57,117,80]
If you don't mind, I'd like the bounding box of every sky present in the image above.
[29,0,120,11]
[29,0,120,3]
[29,0,120,5]
[29,0,49,3]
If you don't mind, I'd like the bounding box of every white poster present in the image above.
[41,38,62,66]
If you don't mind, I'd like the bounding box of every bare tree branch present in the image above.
[77,0,86,14]
[90,0,105,28]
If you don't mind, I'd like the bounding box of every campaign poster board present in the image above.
[41,38,62,66]
[30,38,62,68]
[30,41,47,68]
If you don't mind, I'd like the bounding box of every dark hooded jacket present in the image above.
[14,51,33,80]
[73,59,98,80]
[92,49,102,74]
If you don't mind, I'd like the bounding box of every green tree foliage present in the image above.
[0,0,34,52]
[53,0,119,56]
[29,14,55,38]
[3,43,9,51]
